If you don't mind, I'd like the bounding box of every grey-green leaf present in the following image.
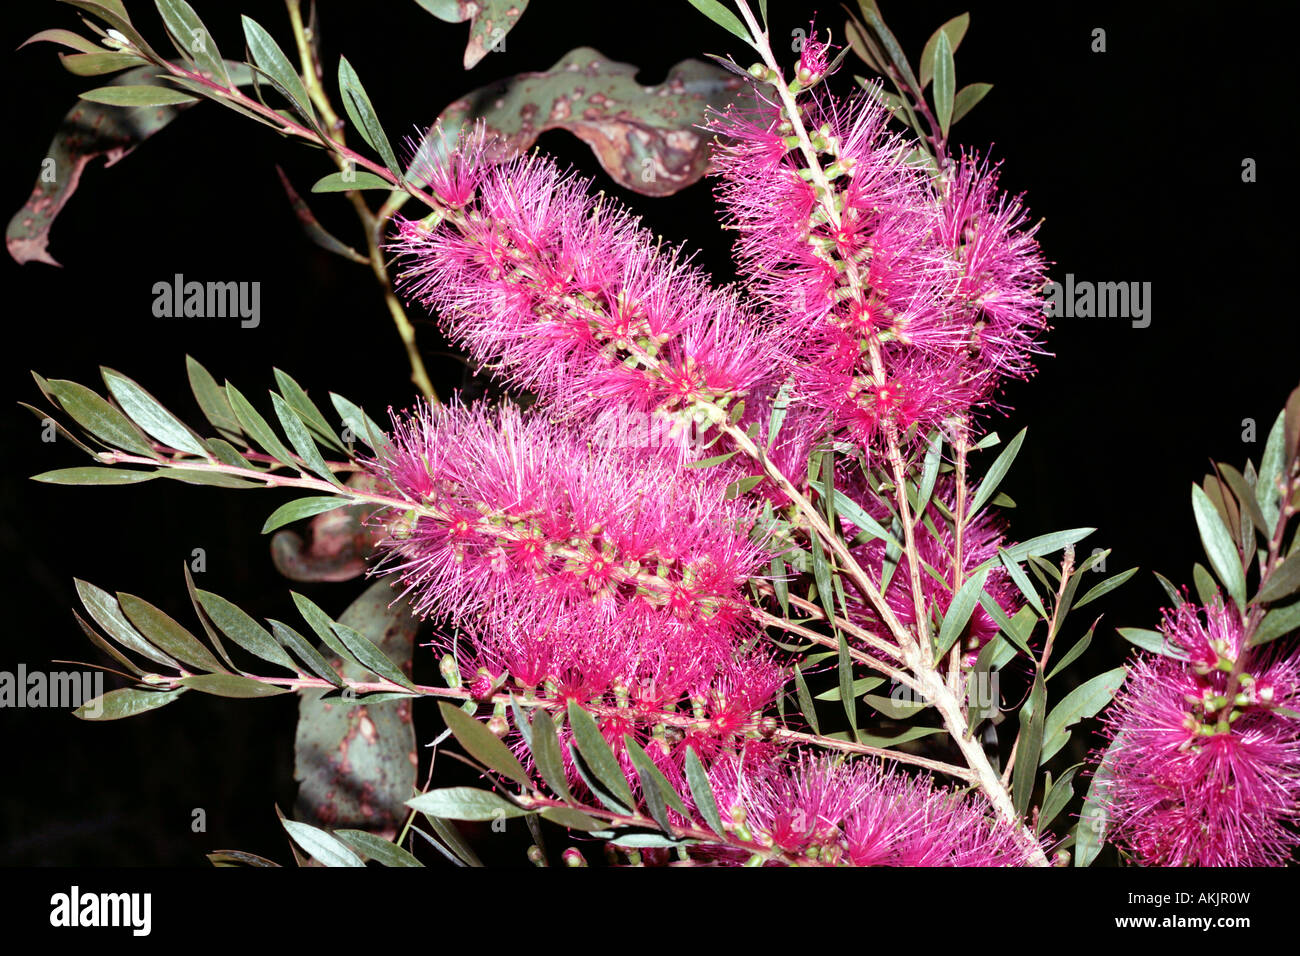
[102,368,208,456]
[439,702,531,788]
[1191,484,1247,610]
[406,787,532,821]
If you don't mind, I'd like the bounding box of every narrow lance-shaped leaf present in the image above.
[196,589,299,672]
[102,368,208,456]
[337,56,400,176]
[566,702,636,810]
[240,15,315,122]
[970,428,1025,516]
[1191,484,1247,610]
[935,566,990,660]
[271,393,345,486]
[528,708,573,802]
[439,702,531,788]
[684,746,724,836]
[1012,672,1046,816]
[155,0,231,87]
[931,30,955,137]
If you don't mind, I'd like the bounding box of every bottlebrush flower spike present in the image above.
[391,150,782,447]
[364,400,772,697]
[708,749,1035,865]
[1098,600,1300,866]
[937,153,1050,397]
[708,67,1050,457]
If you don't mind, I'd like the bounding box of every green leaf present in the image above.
[1192,484,1247,610]
[934,566,990,659]
[1073,567,1138,610]
[623,737,671,832]
[916,434,942,517]
[853,726,943,747]
[224,383,296,468]
[155,0,230,87]
[539,806,605,831]
[1039,667,1126,765]
[815,675,883,701]
[334,829,423,867]
[792,661,819,735]
[268,620,344,687]
[118,592,226,673]
[158,468,263,489]
[76,578,180,671]
[1218,462,1268,536]
[1250,600,1300,647]
[196,589,298,672]
[623,737,688,817]
[330,620,418,691]
[272,368,345,452]
[566,702,636,810]
[686,0,751,42]
[1012,673,1046,816]
[280,819,365,867]
[1038,764,1080,835]
[270,393,345,486]
[1257,552,1300,604]
[1192,562,1220,605]
[684,450,739,469]
[1075,733,1122,866]
[439,702,531,787]
[240,15,315,121]
[337,56,400,176]
[185,356,242,440]
[528,708,573,802]
[1257,411,1287,527]
[79,85,199,107]
[1117,627,1169,655]
[330,393,387,451]
[1046,618,1097,681]
[999,549,1046,618]
[102,368,208,456]
[407,788,532,821]
[179,673,291,698]
[74,687,185,720]
[33,467,157,485]
[836,631,857,733]
[807,480,903,549]
[1000,528,1094,563]
[919,12,969,88]
[970,428,1025,515]
[60,51,145,75]
[931,30,955,137]
[951,82,993,124]
[311,171,394,193]
[261,496,347,534]
[684,746,724,836]
[290,591,363,670]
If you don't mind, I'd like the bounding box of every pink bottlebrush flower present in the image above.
[391,151,782,438]
[936,153,1050,399]
[796,24,836,83]
[707,750,1035,865]
[366,400,773,694]
[405,121,496,209]
[1098,600,1300,866]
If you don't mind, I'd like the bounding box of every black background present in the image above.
[1,0,1296,868]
